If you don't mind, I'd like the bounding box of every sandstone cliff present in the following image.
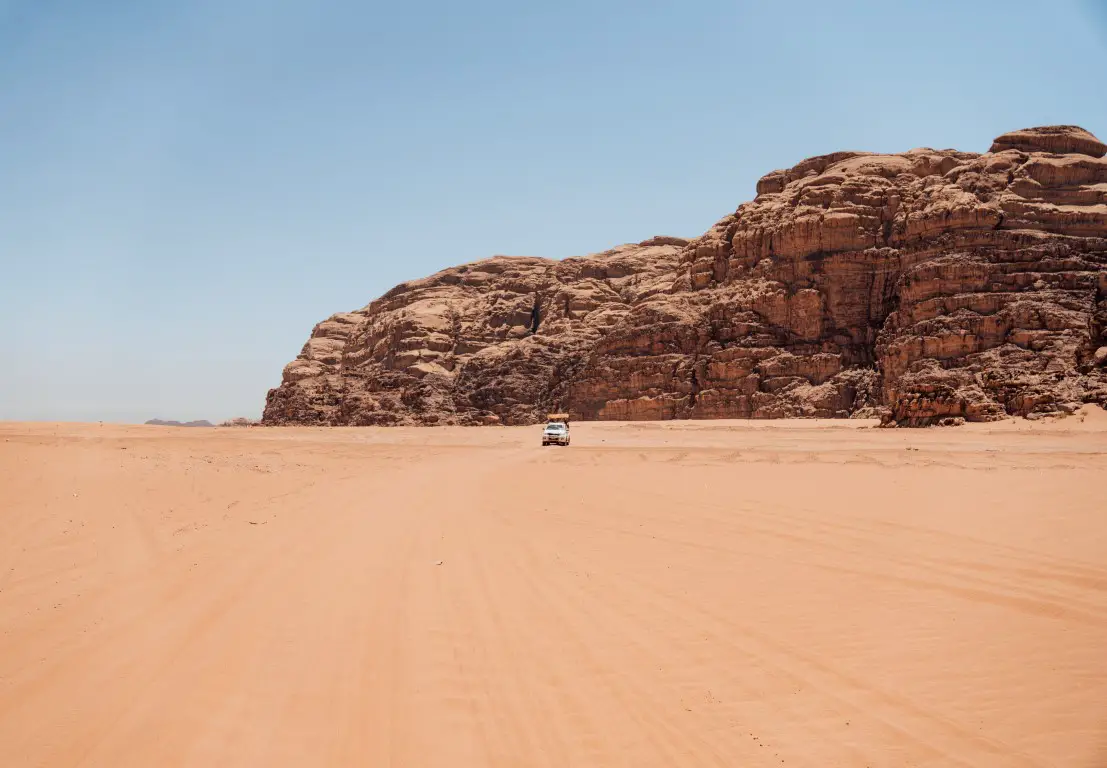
[264,126,1107,426]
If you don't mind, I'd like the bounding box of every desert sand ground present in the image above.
[1,412,1106,767]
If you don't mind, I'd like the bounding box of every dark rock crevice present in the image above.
[529,294,543,334]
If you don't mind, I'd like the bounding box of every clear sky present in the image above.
[2,0,1106,422]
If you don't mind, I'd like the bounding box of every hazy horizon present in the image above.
[3,0,1107,423]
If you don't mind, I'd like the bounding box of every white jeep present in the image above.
[542,421,570,446]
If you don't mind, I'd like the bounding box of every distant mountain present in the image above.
[144,419,214,427]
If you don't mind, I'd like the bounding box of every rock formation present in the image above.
[264,126,1107,426]
[263,238,688,426]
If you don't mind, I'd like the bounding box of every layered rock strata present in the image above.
[264,126,1107,426]
[263,238,688,425]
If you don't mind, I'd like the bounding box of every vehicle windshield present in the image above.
[545,424,565,431]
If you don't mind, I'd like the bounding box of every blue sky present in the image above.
[2,0,1105,422]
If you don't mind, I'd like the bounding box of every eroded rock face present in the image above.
[263,239,687,425]
[264,127,1107,426]
[989,125,1106,158]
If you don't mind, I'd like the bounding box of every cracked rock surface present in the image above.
[264,127,1107,426]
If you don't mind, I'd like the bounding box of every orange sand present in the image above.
[1,413,1106,766]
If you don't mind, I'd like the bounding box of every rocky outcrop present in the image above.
[263,239,687,425]
[264,127,1107,426]
[989,125,1106,158]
